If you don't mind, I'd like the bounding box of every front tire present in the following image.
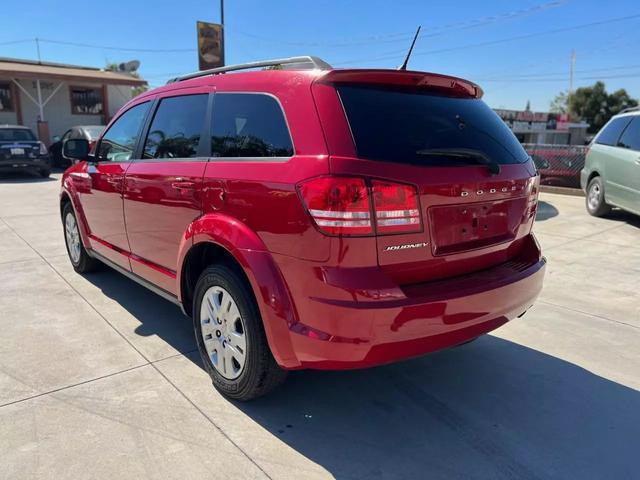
[586,176,611,217]
[62,203,99,273]
[193,264,286,401]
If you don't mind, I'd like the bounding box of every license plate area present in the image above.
[10,148,25,156]
[428,198,525,256]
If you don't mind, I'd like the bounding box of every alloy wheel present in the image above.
[588,182,601,211]
[65,212,81,264]
[199,286,247,380]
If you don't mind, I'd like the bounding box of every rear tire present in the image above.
[193,264,286,401]
[62,202,100,273]
[39,168,51,178]
[586,176,611,217]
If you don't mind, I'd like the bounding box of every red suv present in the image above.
[60,56,545,400]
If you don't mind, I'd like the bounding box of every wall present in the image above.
[13,79,134,141]
[0,110,17,125]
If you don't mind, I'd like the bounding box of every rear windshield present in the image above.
[337,85,529,166]
[83,126,105,140]
[0,128,36,142]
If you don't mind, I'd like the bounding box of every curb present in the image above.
[540,185,584,197]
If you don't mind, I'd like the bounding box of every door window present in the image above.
[143,94,208,159]
[211,93,293,158]
[97,102,150,162]
[617,117,640,151]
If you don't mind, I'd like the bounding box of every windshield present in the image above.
[83,126,105,140]
[0,128,36,142]
[337,84,529,166]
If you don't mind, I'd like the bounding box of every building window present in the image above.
[0,83,14,112]
[70,86,104,115]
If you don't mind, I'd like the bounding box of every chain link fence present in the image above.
[523,144,587,189]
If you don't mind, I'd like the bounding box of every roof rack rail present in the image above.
[167,56,332,84]
[619,106,640,114]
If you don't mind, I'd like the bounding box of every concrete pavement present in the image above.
[1,172,638,479]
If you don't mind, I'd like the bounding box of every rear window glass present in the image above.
[617,117,640,151]
[211,93,293,158]
[337,85,529,166]
[0,128,36,141]
[83,126,105,140]
[143,94,208,159]
[595,116,632,146]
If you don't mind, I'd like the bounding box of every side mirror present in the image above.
[63,138,90,161]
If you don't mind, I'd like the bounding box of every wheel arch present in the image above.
[176,214,301,369]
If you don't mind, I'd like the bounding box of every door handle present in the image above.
[171,180,196,191]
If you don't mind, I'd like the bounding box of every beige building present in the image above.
[0,58,146,144]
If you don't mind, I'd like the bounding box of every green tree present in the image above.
[553,81,638,133]
[550,91,569,114]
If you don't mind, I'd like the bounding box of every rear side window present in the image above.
[211,93,293,158]
[337,85,529,166]
[595,117,633,146]
[616,117,640,151]
[98,102,150,162]
[143,94,208,159]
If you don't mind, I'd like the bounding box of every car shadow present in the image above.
[81,267,197,356]
[235,336,638,479]
[80,267,637,479]
[535,200,559,221]
[0,171,57,183]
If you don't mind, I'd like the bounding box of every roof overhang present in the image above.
[0,60,146,86]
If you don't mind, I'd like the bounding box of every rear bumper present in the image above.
[273,234,545,370]
[0,157,50,172]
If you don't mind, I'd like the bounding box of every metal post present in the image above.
[36,79,44,121]
[35,37,41,64]
[220,0,225,66]
[569,49,576,94]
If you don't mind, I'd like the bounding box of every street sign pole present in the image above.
[220,0,225,66]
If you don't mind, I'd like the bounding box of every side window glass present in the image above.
[617,117,640,151]
[97,102,150,162]
[211,93,293,158]
[143,94,208,159]
[595,117,632,147]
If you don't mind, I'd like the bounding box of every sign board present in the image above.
[495,109,573,132]
[197,21,224,70]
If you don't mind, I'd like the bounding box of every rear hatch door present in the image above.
[330,76,538,284]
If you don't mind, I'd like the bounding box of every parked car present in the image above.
[49,125,105,168]
[581,108,640,217]
[60,56,545,400]
[0,124,51,177]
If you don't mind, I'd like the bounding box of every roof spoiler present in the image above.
[315,69,483,99]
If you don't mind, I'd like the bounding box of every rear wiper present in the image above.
[415,148,501,175]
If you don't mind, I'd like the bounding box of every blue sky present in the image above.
[2,0,640,111]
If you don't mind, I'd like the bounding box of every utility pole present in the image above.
[35,37,41,64]
[220,0,225,66]
[569,49,576,95]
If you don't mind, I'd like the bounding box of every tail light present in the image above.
[371,180,421,234]
[298,177,372,235]
[298,176,422,236]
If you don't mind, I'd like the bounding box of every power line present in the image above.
[335,12,640,66]
[233,0,567,48]
[0,39,33,46]
[38,38,195,53]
